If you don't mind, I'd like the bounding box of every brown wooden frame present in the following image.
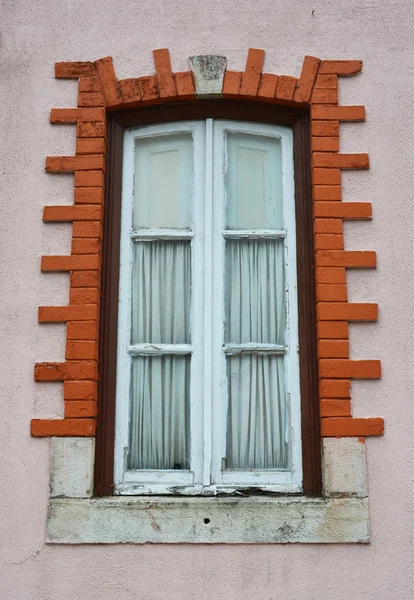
[94,100,322,497]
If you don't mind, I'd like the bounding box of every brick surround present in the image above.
[31,49,384,441]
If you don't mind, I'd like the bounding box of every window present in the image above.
[114,118,302,495]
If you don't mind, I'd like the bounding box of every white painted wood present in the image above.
[224,343,286,355]
[223,229,285,238]
[127,344,193,356]
[131,229,194,240]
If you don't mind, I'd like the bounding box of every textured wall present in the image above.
[1,0,413,598]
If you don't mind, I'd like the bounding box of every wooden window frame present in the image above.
[94,99,322,497]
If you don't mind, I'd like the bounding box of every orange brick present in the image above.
[76,121,106,138]
[314,219,343,234]
[72,238,101,255]
[76,138,106,155]
[316,250,376,268]
[276,76,297,101]
[321,417,384,438]
[72,221,102,238]
[75,170,105,188]
[31,418,96,437]
[311,105,365,121]
[153,48,176,98]
[320,379,350,398]
[310,89,338,104]
[311,137,339,153]
[138,76,159,102]
[55,61,95,78]
[39,304,98,323]
[66,340,98,360]
[50,108,105,123]
[43,205,102,222]
[74,187,104,204]
[311,121,340,137]
[316,267,346,284]
[314,234,344,250]
[312,167,341,185]
[320,399,351,417]
[318,302,378,322]
[77,91,105,107]
[318,339,349,358]
[64,400,98,418]
[313,186,342,201]
[175,72,195,98]
[316,283,347,301]
[314,74,338,89]
[94,56,122,106]
[70,270,101,288]
[34,361,98,381]
[319,359,381,379]
[319,60,362,76]
[258,74,278,98]
[78,76,101,92]
[69,288,100,305]
[317,321,349,340]
[41,254,100,271]
[312,153,369,169]
[119,79,141,104]
[46,155,105,172]
[67,320,99,340]
[314,202,372,219]
[241,48,264,96]
[223,71,242,96]
[293,55,320,103]
[64,380,98,400]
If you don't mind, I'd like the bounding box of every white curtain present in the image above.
[225,239,288,469]
[128,241,190,470]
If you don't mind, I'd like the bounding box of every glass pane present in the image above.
[131,241,191,344]
[226,355,288,469]
[226,132,283,229]
[133,133,193,229]
[128,355,190,470]
[225,239,285,344]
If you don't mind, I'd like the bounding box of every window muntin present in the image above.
[114,119,302,495]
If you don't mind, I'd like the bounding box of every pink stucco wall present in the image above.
[1,0,414,597]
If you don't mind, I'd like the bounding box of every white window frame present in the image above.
[114,119,302,495]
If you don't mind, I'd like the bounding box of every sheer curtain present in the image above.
[225,239,288,469]
[128,241,191,470]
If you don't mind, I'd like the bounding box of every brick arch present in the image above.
[32,48,383,441]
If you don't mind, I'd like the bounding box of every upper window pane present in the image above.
[225,132,283,230]
[133,133,193,229]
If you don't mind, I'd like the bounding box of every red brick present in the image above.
[314,74,338,89]
[66,340,98,360]
[311,137,340,152]
[317,321,349,340]
[293,55,320,103]
[70,270,100,288]
[320,378,351,398]
[50,108,105,123]
[75,170,105,188]
[43,205,102,222]
[46,155,105,172]
[258,74,278,98]
[67,320,99,340]
[312,153,369,169]
[64,380,98,400]
[74,187,104,205]
[311,105,365,121]
[76,138,106,155]
[175,72,196,98]
[316,267,346,284]
[72,221,102,238]
[316,250,376,268]
[318,302,378,321]
[318,339,349,358]
[41,254,100,271]
[316,283,347,301]
[241,48,265,96]
[223,71,242,96]
[153,48,176,98]
[119,79,142,104]
[76,121,106,138]
[72,238,101,254]
[64,401,98,418]
[78,76,101,92]
[313,185,342,201]
[34,361,98,381]
[320,399,351,417]
[314,234,344,250]
[31,418,96,437]
[39,304,98,323]
[319,359,381,379]
[138,76,159,102]
[321,417,383,438]
[311,121,340,137]
[312,167,341,185]
[55,62,95,78]
[319,60,362,76]
[275,76,297,101]
[94,56,122,106]
[69,288,100,305]
[310,89,338,104]
[77,91,105,107]
[314,219,343,234]
[314,202,372,219]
